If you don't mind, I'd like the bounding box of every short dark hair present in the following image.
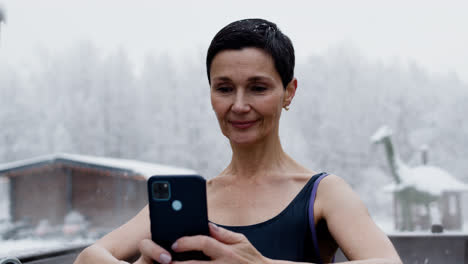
[206,18,295,88]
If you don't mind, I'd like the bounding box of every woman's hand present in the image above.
[171,223,270,264]
[133,239,173,264]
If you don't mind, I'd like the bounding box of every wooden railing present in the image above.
[335,233,468,263]
[2,234,467,263]
[4,244,87,264]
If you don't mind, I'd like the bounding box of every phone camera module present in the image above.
[153,181,170,200]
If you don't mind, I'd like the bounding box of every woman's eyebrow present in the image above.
[247,76,274,83]
[212,76,273,83]
[212,76,232,82]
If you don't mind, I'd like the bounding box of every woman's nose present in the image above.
[231,92,250,113]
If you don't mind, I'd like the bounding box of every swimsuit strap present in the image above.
[308,172,332,264]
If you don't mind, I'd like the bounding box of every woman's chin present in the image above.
[229,136,259,146]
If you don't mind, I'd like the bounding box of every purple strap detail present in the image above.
[308,173,329,264]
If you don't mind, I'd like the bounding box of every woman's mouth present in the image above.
[229,120,258,129]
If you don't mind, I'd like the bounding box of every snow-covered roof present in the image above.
[0,153,197,179]
[384,165,468,195]
[370,125,393,143]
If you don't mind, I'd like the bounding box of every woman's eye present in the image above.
[251,86,267,92]
[216,87,233,93]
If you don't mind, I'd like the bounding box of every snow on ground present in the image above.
[0,237,92,258]
[374,217,395,233]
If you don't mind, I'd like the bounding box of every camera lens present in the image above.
[153,181,170,200]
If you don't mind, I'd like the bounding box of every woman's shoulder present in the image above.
[315,174,353,197]
[320,173,346,184]
[314,174,365,218]
[291,172,345,194]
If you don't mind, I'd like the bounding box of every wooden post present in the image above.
[66,168,73,213]
[393,193,399,230]
[9,175,16,222]
[0,6,5,44]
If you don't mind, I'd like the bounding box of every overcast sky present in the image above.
[0,0,467,82]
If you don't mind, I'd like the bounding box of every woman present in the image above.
[75,18,401,264]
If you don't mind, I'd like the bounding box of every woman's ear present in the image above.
[283,78,297,108]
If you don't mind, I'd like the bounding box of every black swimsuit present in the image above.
[218,172,332,263]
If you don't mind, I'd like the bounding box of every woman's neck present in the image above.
[225,133,291,182]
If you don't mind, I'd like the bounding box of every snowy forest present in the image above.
[1,42,468,221]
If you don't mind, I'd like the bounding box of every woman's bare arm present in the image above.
[74,205,151,263]
[313,175,402,263]
[264,175,401,264]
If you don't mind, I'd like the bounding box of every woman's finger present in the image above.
[209,223,245,244]
[172,235,224,259]
[138,239,172,264]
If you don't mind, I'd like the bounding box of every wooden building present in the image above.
[371,125,468,232]
[384,166,468,231]
[0,153,196,229]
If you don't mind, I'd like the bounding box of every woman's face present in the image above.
[209,47,296,145]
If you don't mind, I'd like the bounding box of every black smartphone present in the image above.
[147,175,210,261]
